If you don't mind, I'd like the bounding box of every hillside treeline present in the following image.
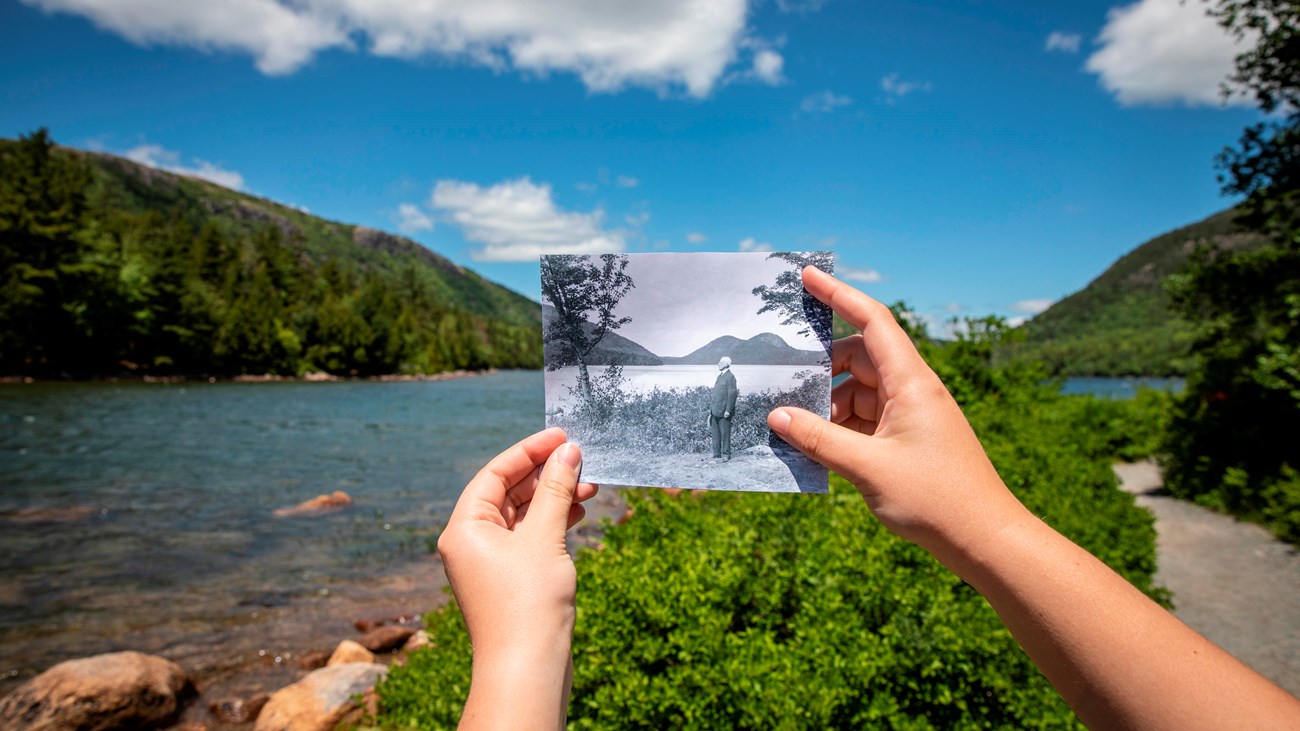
[0,130,541,377]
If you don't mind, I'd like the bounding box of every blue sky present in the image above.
[0,0,1262,331]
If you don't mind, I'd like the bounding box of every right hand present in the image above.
[767,266,1030,559]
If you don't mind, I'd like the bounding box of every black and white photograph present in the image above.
[541,251,833,493]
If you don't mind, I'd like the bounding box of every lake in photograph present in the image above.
[544,364,820,410]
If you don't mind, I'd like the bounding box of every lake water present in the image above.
[1059,377,1185,398]
[0,372,543,695]
[544,364,819,410]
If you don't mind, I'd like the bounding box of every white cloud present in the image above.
[431,176,625,262]
[23,0,349,75]
[23,0,770,97]
[574,181,598,193]
[738,237,773,252]
[944,302,965,314]
[881,72,931,101]
[1044,31,1082,54]
[1085,0,1253,106]
[1007,316,1029,327]
[1011,298,1055,314]
[686,231,708,244]
[624,211,650,227]
[752,49,785,85]
[395,202,434,234]
[124,143,245,190]
[800,90,852,113]
[615,175,639,188]
[838,265,883,284]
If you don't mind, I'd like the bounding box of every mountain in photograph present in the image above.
[541,304,663,366]
[1009,206,1267,377]
[664,332,826,366]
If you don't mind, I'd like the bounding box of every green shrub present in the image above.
[378,399,1160,729]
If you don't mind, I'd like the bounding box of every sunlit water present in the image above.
[1059,377,1185,398]
[0,372,542,694]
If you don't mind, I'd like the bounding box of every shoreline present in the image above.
[0,368,502,385]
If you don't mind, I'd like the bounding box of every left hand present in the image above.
[437,427,599,728]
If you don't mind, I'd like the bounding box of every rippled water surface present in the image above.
[0,372,542,692]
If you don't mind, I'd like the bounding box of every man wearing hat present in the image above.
[709,356,739,461]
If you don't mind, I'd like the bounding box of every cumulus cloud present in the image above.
[738,237,773,252]
[881,72,931,102]
[22,0,772,97]
[751,49,785,85]
[124,143,245,190]
[800,90,852,113]
[615,175,639,188]
[395,202,434,234]
[838,265,883,284]
[1085,0,1252,106]
[1045,31,1082,54]
[686,231,708,244]
[431,177,624,262]
[1011,298,1055,314]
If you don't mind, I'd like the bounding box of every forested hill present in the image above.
[0,130,542,377]
[1010,207,1265,377]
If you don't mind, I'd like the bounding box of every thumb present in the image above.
[523,441,582,537]
[768,407,878,483]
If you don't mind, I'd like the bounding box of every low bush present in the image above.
[378,398,1160,729]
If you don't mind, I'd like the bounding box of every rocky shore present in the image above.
[0,368,497,385]
[0,487,628,731]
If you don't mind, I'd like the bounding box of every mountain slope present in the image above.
[0,131,541,376]
[1012,207,1265,376]
[83,148,540,330]
[541,304,663,366]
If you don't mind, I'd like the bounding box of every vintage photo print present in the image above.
[541,251,833,493]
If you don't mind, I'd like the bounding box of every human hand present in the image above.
[437,427,598,729]
[767,266,1030,563]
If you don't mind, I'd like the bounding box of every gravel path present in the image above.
[1114,462,1300,697]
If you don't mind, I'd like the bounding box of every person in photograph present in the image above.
[709,356,739,461]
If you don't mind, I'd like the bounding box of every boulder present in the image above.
[402,629,432,652]
[357,625,415,653]
[327,640,374,666]
[254,663,386,731]
[209,692,270,724]
[0,650,194,731]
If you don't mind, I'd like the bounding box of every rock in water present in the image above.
[210,692,270,724]
[0,651,194,731]
[254,663,386,731]
[357,625,416,653]
[272,490,353,518]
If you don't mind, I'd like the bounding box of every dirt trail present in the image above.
[1114,462,1300,697]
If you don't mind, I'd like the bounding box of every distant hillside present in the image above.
[0,130,541,377]
[1011,207,1265,377]
[665,332,826,366]
[541,305,662,366]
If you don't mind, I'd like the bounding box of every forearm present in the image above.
[940,504,1300,730]
[461,648,573,730]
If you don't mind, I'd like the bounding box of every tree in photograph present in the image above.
[540,254,634,403]
[1162,0,1300,542]
[751,251,835,352]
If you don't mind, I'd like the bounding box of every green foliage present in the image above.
[377,315,1161,729]
[1040,389,1174,464]
[1159,0,1300,545]
[0,131,543,377]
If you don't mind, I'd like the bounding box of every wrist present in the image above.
[465,643,572,729]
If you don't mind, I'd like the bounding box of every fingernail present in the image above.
[557,442,582,471]
[769,409,792,434]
